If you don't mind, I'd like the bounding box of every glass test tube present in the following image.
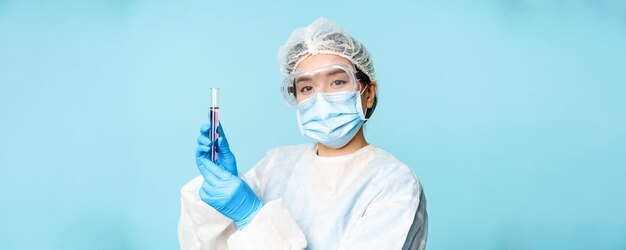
[209,87,219,163]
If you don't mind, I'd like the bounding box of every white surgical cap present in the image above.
[277,17,376,81]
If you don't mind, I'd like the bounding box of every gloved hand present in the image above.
[196,123,238,176]
[195,122,263,229]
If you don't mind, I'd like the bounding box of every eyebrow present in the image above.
[295,76,312,84]
[326,68,346,77]
[295,68,347,85]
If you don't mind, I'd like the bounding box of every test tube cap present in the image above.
[210,87,219,107]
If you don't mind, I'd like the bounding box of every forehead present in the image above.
[295,54,354,73]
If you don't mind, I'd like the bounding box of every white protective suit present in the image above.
[178,143,428,250]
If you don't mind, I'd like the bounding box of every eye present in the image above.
[300,86,313,94]
[330,80,347,88]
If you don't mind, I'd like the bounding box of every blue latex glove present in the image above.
[196,123,237,176]
[195,122,263,229]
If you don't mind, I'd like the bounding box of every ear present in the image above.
[366,81,377,109]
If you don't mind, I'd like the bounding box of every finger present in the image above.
[200,123,211,137]
[217,122,227,139]
[196,145,211,159]
[204,158,233,180]
[197,134,212,146]
[201,181,227,201]
[217,123,233,152]
[199,158,232,181]
[196,159,223,184]
[199,183,219,203]
[217,136,232,155]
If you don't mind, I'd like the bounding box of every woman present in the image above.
[178,17,428,250]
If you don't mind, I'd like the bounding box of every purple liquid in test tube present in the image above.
[209,87,219,163]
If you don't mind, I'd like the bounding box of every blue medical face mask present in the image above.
[296,90,367,148]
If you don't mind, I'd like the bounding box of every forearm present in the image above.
[178,176,237,250]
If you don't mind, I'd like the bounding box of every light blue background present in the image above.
[1,0,625,249]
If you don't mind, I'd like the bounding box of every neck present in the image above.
[316,128,369,157]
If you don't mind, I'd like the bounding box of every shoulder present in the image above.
[245,143,315,178]
[260,143,316,165]
[265,143,315,156]
[369,146,424,196]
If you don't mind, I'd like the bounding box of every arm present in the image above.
[179,143,307,250]
[178,176,237,250]
[178,170,307,250]
[178,122,249,250]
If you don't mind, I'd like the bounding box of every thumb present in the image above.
[217,125,232,155]
[218,137,235,163]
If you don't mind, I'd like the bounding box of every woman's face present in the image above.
[295,54,376,112]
